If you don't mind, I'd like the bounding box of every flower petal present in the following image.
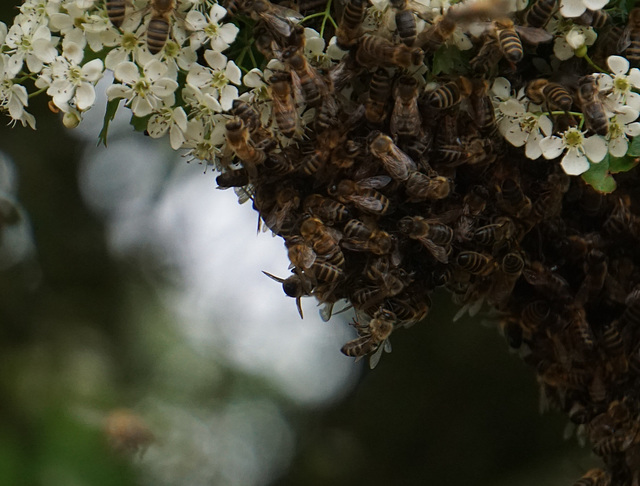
[561,149,590,175]
[609,137,629,157]
[539,136,565,159]
[583,135,607,162]
[559,0,586,17]
[608,55,629,76]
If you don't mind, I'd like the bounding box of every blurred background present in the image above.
[0,3,599,485]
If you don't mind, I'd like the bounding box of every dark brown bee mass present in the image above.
[218,2,640,484]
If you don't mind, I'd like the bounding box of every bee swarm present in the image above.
[219,1,640,484]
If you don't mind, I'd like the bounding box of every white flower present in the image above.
[0,54,36,128]
[147,106,188,149]
[186,3,239,51]
[106,60,178,117]
[181,118,225,164]
[242,68,270,102]
[186,51,241,110]
[559,0,608,18]
[104,30,146,71]
[47,56,104,112]
[5,22,58,74]
[539,128,607,175]
[595,56,640,111]
[182,83,223,129]
[553,25,596,60]
[607,106,640,157]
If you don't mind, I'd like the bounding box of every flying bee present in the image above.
[428,77,472,110]
[285,235,316,270]
[405,171,450,201]
[619,8,640,65]
[263,271,313,318]
[341,219,395,255]
[369,132,417,182]
[496,177,532,219]
[341,309,396,368]
[268,71,298,138]
[248,0,303,38]
[282,47,329,107]
[365,69,393,125]
[456,251,497,276]
[576,75,609,135]
[336,0,366,50]
[106,0,128,28]
[389,76,421,139]
[329,177,392,215]
[300,217,345,268]
[355,34,424,70]
[525,79,573,112]
[492,18,553,63]
[146,0,177,55]
[225,117,267,169]
[398,216,453,264]
[523,0,556,28]
[303,194,350,225]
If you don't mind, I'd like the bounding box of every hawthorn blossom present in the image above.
[554,25,597,60]
[46,55,104,112]
[186,51,241,110]
[106,60,178,117]
[539,128,607,175]
[186,3,239,51]
[0,54,35,128]
[559,0,608,18]
[607,106,640,157]
[147,106,188,150]
[4,22,58,74]
[181,118,225,164]
[595,56,640,111]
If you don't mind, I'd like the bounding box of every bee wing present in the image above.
[358,175,392,189]
[418,237,449,263]
[257,8,302,38]
[407,0,432,20]
[515,25,553,45]
[618,24,632,52]
[378,152,412,181]
[288,70,306,106]
[234,185,254,205]
[300,246,317,269]
[341,237,369,252]
[319,302,334,322]
[369,340,386,369]
[350,195,386,213]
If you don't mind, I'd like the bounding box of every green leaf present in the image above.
[581,155,617,193]
[432,45,463,76]
[609,154,639,173]
[130,114,151,133]
[98,98,121,147]
[627,136,640,156]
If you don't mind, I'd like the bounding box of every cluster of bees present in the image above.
[102,0,640,483]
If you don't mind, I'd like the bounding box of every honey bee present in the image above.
[428,77,472,110]
[355,34,424,70]
[336,0,366,50]
[469,36,503,76]
[496,177,532,219]
[488,252,524,307]
[565,304,595,352]
[520,299,553,331]
[309,260,344,283]
[416,9,457,52]
[285,235,316,270]
[248,0,303,38]
[303,194,350,224]
[365,69,393,125]
[263,271,313,318]
[469,79,497,135]
[330,139,361,171]
[341,218,395,255]
[282,47,329,107]
[329,177,392,215]
[601,319,627,372]
[405,171,451,201]
[216,168,250,189]
[523,0,556,28]
[387,288,430,326]
[390,0,431,47]
[575,9,609,29]
[576,76,609,136]
[619,8,640,65]
[525,79,573,112]
[268,71,298,138]
[473,221,513,251]
[389,76,421,139]
[300,217,345,268]
[225,117,267,169]
[139,0,179,55]
[456,251,497,276]
[364,257,410,299]
[575,249,607,304]
[369,132,417,182]
[341,309,396,368]
[398,216,453,264]
[263,185,300,234]
[523,261,572,301]
[106,0,128,28]
[104,409,155,456]
[491,19,552,64]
